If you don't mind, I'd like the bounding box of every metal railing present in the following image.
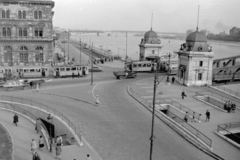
[129,83,212,148]
[0,102,51,149]
[195,91,240,110]
[0,95,82,145]
[217,122,240,145]
[161,103,212,148]
[214,85,240,98]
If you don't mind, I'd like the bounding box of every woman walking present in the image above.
[38,135,44,150]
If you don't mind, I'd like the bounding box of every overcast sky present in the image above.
[53,0,240,33]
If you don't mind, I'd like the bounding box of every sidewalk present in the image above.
[0,107,102,160]
[130,76,240,160]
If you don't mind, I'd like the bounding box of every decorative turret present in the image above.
[176,28,214,86]
[139,28,163,61]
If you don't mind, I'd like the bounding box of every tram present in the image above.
[0,65,89,79]
[124,60,178,74]
[124,61,155,72]
[53,65,89,78]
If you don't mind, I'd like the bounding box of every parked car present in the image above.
[89,66,103,72]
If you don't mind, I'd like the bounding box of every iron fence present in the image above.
[217,122,240,145]
[195,91,240,110]
[214,85,240,98]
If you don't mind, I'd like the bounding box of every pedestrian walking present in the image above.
[33,151,41,160]
[39,135,44,150]
[55,143,62,160]
[31,139,37,154]
[78,72,80,78]
[205,110,210,122]
[13,113,18,126]
[181,90,187,99]
[56,136,63,146]
[35,118,41,134]
[86,154,92,160]
[96,95,100,105]
[172,77,175,83]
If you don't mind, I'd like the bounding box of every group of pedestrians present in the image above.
[31,136,44,160]
[224,101,236,113]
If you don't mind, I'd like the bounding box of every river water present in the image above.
[71,32,240,60]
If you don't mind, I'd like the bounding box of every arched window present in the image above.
[23,11,26,19]
[2,10,6,18]
[20,46,28,62]
[34,11,38,19]
[23,28,27,37]
[7,28,11,37]
[2,28,6,37]
[4,46,12,63]
[19,28,22,37]
[18,10,22,19]
[6,10,10,18]
[38,11,42,19]
[35,46,44,61]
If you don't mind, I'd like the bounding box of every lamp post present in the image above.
[62,40,67,64]
[91,42,93,85]
[79,38,81,65]
[149,56,161,160]
[68,31,70,64]
[125,32,128,62]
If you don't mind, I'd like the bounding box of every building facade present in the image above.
[177,29,214,86]
[229,27,240,38]
[0,0,55,67]
[139,29,163,61]
[56,31,71,40]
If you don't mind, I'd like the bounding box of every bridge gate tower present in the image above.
[176,28,214,86]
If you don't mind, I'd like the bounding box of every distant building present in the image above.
[56,31,71,40]
[0,0,55,67]
[229,27,240,38]
[139,28,163,61]
[176,29,214,86]
[219,31,228,36]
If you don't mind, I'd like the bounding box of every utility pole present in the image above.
[68,30,70,63]
[149,58,159,160]
[125,32,128,62]
[79,38,81,65]
[91,42,93,85]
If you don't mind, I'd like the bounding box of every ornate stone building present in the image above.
[176,29,214,86]
[139,28,163,61]
[0,0,55,67]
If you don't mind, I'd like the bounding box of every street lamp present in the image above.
[62,40,67,64]
[165,52,175,82]
[149,56,161,160]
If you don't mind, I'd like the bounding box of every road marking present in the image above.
[141,86,153,88]
[136,83,149,85]
[146,90,160,93]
